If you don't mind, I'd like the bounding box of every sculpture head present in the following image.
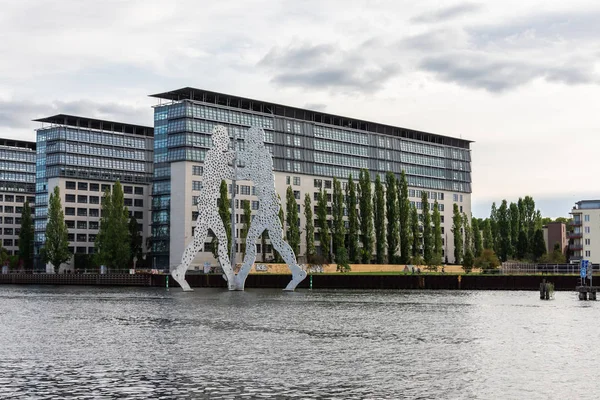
[245,126,265,150]
[212,125,230,150]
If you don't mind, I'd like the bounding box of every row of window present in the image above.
[0,217,21,225]
[0,148,36,163]
[64,181,145,195]
[314,139,369,157]
[0,160,36,174]
[0,206,25,214]
[42,127,146,149]
[46,153,146,173]
[285,176,301,186]
[64,194,144,207]
[0,171,36,184]
[314,152,369,169]
[314,125,369,146]
[46,141,146,161]
[181,102,274,130]
[0,195,35,203]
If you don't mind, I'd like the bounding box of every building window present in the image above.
[16,195,24,203]
[77,234,87,242]
[66,181,76,190]
[241,185,250,195]
[585,250,591,257]
[89,209,99,217]
[78,182,88,191]
[585,238,591,245]
[294,191,301,200]
[77,195,87,204]
[192,165,203,176]
[90,183,100,192]
[4,228,13,235]
[5,195,13,202]
[286,176,291,185]
[585,226,591,233]
[324,180,332,189]
[67,233,75,242]
[439,193,444,200]
[453,194,459,202]
[439,204,445,212]
[192,181,203,191]
[293,177,301,186]
[124,186,133,194]
[90,196,100,204]
[77,221,87,230]
[89,221,99,230]
[65,194,76,203]
[134,187,144,195]
[460,195,463,202]
[134,199,143,207]
[101,184,110,192]
[77,208,87,217]
[134,211,143,219]
[252,201,260,210]
[460,206,463,213]
[314,179,322,188]
[584,215,590,222]
[65,207,75,216]
[66,220,75,229]
[124,198,133,207]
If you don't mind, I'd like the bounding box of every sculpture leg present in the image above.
[236,223,263,290]
[172,224,208,292]
[267,221,306,291]
[212,222,236,290]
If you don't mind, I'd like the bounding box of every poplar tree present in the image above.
[128,216,142,267]
[285,186,300,255]
[373,175,386,264]
[316,189,331,262]
[358,169,373,263]
[398,171,410,264]
[242,199,253,258]
[497,200,512,262]
[490,202,499,254]
[303,193,315,261]
[509,202,519,258]
[95,181,130,271]
[482,218,493,250]
[463,212,472,254]
[275,194,284,263]
[346,175,359,263]
[421,191,432,264]
[211,180,231,259]
[43,186,71,273]
[385,172,398,263]
[452,203,463,264]
[331,178,345,259]
[432,201,443,266]
[410,204,420,259]
[18,201,34,270]
[472,218,483,258]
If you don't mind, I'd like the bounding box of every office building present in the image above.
[33,115,154,271]
[0,138,37,256]
[149,87,472,269]
[569,200,600,264]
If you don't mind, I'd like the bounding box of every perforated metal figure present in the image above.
[235,126,307,291]
[171,125,236,291]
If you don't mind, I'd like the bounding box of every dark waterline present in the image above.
[1,286,598,399]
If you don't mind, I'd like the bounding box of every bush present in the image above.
[474,248,500,271]
[462,250,474,273]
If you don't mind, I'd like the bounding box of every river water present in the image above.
[0,286,598,399]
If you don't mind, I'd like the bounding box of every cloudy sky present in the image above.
[1,0,599,218]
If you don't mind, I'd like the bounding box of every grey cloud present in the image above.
[412,3,481,23]
[0,99,151,130]
[399,29,466,51]
[304,103,327,111]
[419,53,597,92]
[260,44,336,68]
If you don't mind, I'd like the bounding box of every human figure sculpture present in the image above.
[171,126,236,291]
[234,126,307,291]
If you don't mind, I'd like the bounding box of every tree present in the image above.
[275,194,285,263]
[385,172,398,263]
[316,189,331,263]
[472,217,482,258]
[490,202,499,254]
[432,201,443,268]
[463,212,472,255]
[373,175,386,264]
[331,178,345,260]
[421,191,432,264]
[522,196,536,250]
[474,248,501,271]
[482,218,493,250]
[303,193,315,262]
[516,230,528,260]
[462,249,474,273]
[346,175,359,263]
[43,186,71,273]
[410,204,420,259]
[452,203,463,264]
[242,199,253,258]
[509,202,519,258]
[532,228,547,261]
[285,187,300,255]
[398,171,410,264]
[358,169,374,263]
[212,180,231,259]
[18,201,34,270]
[128,216,143,268]
[497,200,512,262]
[95,181,131,271]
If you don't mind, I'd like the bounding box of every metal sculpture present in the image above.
[170,126,237,291]
[234,127,307,291]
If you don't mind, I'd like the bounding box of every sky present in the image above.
[1,0,599,218]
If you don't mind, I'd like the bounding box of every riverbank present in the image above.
[0,273,586,291]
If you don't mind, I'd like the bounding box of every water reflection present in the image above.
[0,287,598,399]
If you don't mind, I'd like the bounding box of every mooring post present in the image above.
[166,275,169,289]
[310,274,313,290]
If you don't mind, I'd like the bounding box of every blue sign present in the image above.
[580,260,589,279]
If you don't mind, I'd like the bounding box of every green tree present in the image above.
[346,175,359,263]
[452,203,463,264]
[410,204,420,258]
[373,175,386,264]
[42,186,71,273]
[316,189,331,263]
[303,193,315,262]
[472,218,482,258]
[358,169,374,263]
[474,248,500,271]
[385,172,398,263]
[462,249,474,273]
[212,180,232,259]
[497,200,512,262]
[421,191,432,264]
[398,171,410,264]
[242,199,253,258]
[532,228,547,261]
[432,201,443,268]
[285,186,300,255]
[331,178,345,260]
[463,212,472,255]
[275,194,285,263]
[482,219,493,250]
[95,181,131,271]
[128,216,143,267]
[490,202,499,254]
[509,202,519,258]
[516,230,528,260]
[18,201,34,270]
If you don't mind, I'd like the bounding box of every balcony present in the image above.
[569,232,583,239]
[570,220,582,227]
[570,244,583,251]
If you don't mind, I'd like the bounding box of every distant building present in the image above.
[33,115,154,272]
[0,138,36,257]
[542,222,567,255]
[569,200,600,264]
